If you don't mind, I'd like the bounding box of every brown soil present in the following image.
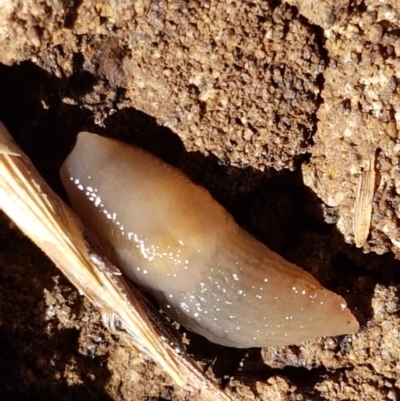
[1,0,400,400]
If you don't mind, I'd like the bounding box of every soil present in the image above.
[1,0,400,400]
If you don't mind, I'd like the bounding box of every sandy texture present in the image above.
[0,0,323,171]
[298,0,400,255]
[0,0,400,400]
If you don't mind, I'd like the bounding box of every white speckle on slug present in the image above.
[60,132,360,348]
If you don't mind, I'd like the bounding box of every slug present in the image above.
[60,132,359,348]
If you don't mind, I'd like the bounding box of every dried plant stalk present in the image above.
[353,151,376,248]
[0,122,231,401]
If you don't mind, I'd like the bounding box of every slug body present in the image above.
[61,133,359,348]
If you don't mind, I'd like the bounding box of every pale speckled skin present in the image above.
[60,132,359,348]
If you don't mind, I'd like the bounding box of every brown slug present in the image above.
[60,132,359,348]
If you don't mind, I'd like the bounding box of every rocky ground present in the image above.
[0,0,400,400]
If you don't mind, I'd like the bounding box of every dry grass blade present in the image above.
[0,122,232,401]
[353,151,376,248]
